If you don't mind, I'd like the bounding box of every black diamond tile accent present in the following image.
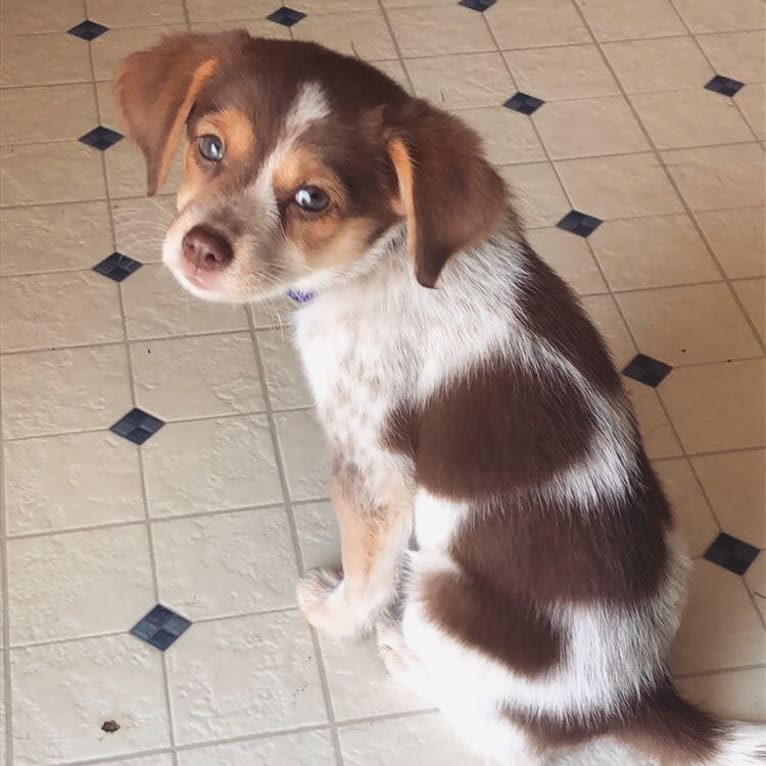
[704,532,760,576]
[110,408,164,445]
[504,91,545,116]
[556,209,603,238]
[93,252,142,282]
[130,605,191,651]
[459,0,496,10]
[267,6,306,26]
[705,74,745,98]
[79,126,123,151]
[67,20,109,41]
[622,354,673,387]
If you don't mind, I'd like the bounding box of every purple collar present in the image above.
[286,288,315,305]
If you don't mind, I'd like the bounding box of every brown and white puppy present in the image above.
[116,32,765,766]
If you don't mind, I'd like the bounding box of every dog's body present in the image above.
[116,32,765,765]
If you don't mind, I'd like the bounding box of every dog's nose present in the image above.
[182,225,233,271]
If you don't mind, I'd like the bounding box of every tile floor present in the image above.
[0,0,765,764]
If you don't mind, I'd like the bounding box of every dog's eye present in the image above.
[198,134,224,162]
[294,186,329,212]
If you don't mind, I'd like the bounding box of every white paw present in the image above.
[296,568,370,638]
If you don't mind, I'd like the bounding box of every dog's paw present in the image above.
[296,568,375,639]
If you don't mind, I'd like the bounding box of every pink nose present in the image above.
[182,225,233,271]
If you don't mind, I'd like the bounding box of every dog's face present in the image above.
[116,32,505,302]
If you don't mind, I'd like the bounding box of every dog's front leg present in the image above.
[297,463,412,639]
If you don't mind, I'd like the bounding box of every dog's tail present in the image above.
[627,681,766,765]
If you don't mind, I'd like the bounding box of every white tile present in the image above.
[167,612,327,744]
[258,329,314,410]
[0,84,98,144]
[294,500,340,573]
[11,635,170,765]
[7,525,154,645]
[321,635,430,720]
[0,271,123,352]
[142,415,284,516]
[625,380,683,460]
[486,0,591,49]
[654,458,719,558]
[671,560,766,674]
[0,201,113,277]
[581,294,637,369]
[692,449,766,548]
[153,507,298,619]
[615,283,761,365]
[0,142,106,207]
[0,345,132,439]
[0,34,90,87]
[499,162,569,229]
[525,227,607,295]
[0,0,84,34]
[3,432,144,536]
[676,666,766,722]
[590,214,720,291]
[130,333,265,420]
[293,9,397,60]
[340,713,480,765]
[556,153,685,220]
[111,195,177,265]
[179,730,336,766]
[274,410,331,501]
[406,53,513,110]
[122,264,249,340]
[660,359,766,453]
[456,107,545,166]
[662,143,764,212]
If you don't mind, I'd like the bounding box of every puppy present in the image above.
[116,32,765,765]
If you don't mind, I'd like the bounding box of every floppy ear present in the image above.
[385,101,506,288]
[115,33,234,196]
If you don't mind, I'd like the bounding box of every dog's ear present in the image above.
[115,33,241,196]
[385,101,506,288]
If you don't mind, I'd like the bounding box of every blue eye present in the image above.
[198,134,224,162]
[294,186,329,212]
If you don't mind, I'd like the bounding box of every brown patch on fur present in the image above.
[517,244,623,396]
[386,358,598,498]
[385,101,506,288]
[423,569,563,676]
[385,352,671,606]
[506,678,726,764]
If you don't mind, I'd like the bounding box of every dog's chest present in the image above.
[294,300,406,469]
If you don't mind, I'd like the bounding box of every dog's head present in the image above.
[116,32,505,302]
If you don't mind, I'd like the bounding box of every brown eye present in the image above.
[294,186,329,212]
[198,134,224,162]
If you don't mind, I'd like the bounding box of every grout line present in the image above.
[0,406,318,443]
[245,307,345,766]
[1,133,761,157]
[674,662,766,680]
[0,279,12,766]
[377,0,417,95]
[83,3,181,754]
[3,499,328,542]
[8,606,302,652]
